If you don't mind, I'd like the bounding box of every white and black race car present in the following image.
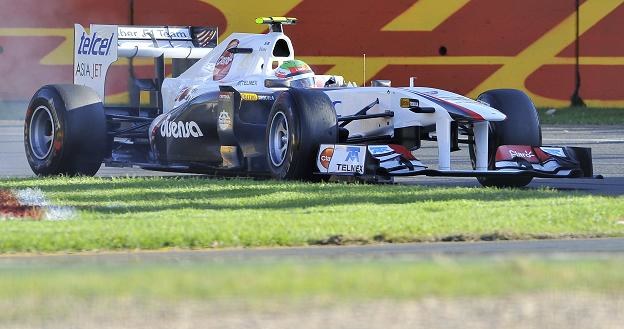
[24,17,594,187]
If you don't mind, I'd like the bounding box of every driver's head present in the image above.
[274,59,315,88]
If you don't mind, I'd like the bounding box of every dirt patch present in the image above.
[2,293,623,329]
[0,189,43,219]
[311,232,614,246]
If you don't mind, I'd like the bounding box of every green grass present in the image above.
[1,258,623,301]
[3,257,623,326]
[1,177,623,253]
[538,107,624,125]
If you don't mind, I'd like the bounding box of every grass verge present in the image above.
[538,107,624,125]
[1,257,623,301]
[3,257,623,328]
[0,177,623,252]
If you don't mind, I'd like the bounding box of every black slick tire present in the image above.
[471,89,542,188]
[265,88,338,180]
[24,84,107,176]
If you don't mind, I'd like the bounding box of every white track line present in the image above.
[543,138,624,143]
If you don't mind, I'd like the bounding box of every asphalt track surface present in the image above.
[1,238,624,266]
[2,121,623,194]
[1,121,624,261]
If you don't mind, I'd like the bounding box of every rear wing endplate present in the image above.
[73,24,218,100]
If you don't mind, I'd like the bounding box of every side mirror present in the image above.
[324,76,337,87]
[265,79,291,88]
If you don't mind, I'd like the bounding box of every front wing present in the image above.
[315,144,595,180]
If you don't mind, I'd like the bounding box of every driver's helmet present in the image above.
[274,59,315,88]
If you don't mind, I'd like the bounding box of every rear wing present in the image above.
[73,24,218,100]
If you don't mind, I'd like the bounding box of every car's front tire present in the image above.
[265,88,338,180]
[470,89,542,188]
[24,85,107,176]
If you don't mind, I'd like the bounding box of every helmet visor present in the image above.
[290,77,315,88]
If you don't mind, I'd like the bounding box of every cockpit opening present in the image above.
[272,39,290,57]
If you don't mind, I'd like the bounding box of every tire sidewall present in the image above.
[24,87,70,176]
[473,89,541,188]
[479,91,542,148]
[24,85,106,176]
[265,89,338,180]
[266,92,300,179]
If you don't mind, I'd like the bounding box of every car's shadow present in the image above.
[26,175,623,214]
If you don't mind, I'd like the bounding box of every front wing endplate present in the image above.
[315,144,595,179]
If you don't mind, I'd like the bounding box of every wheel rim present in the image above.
[268,111,289,167]
[29,105,55,160]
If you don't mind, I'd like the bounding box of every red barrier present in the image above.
[0,0,621,107]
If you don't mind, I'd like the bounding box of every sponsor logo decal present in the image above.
[160,116,204,138]
[73,24,118,100]
[237,80,257,86]
[240,93,258,101]
[400,98,419,108]
[317,145,366,174]
[337,146,364,172]
[509,149,535,159]
[218,111,232,130]
[75,62,103,80]
[319,147,334,169]
[345,146,360,162]
[77,31,114,56]
[258,95,275,101]
[118,27,190,40]
[495,145,540,163]
[174,86,197,103]
[213,39,239,81]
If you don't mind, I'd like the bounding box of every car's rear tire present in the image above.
[470,89,542,188]
[265,88,338,180]
[24,85,107,176]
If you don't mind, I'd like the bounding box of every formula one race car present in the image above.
[24,17,594,187]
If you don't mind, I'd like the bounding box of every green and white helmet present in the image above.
[274,59,315,88]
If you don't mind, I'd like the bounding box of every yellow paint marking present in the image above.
[382,0,470,31]
[302,56,512,66]
[0,28,73,65]
[579,57,624,65]
[469,0,624,107]
[302,53,624,107]
[202,0,303,38]
[0,28,174,67]
[0,28,67,36]
[303,56,624,67]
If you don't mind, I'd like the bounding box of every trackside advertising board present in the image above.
[2,0,623,107]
